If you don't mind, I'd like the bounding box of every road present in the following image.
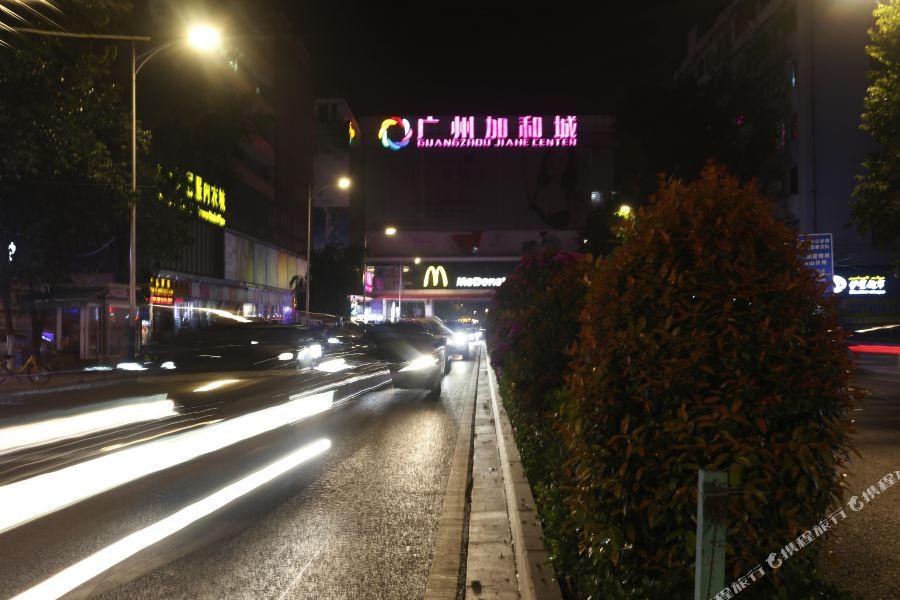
[821,355,900,600]
[0,357,479,600]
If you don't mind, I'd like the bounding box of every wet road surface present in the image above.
[0,357,478,600]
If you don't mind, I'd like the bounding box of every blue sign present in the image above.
[798,233,834,288]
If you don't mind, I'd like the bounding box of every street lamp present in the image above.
[305,176,352,326]
[616,204,633,218]
[187,24,222,51]
[361,226,397,323]
[12,23,221,360]
[126,26,222,358]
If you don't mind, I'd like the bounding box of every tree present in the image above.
[0,19,191,355]
[309,245,364,316]
[853,0,900,255]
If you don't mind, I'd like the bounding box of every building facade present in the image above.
[677,0,883,267]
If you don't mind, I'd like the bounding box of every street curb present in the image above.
[424,352,480,600]
[0,376,140,399]
[484,353,563,600]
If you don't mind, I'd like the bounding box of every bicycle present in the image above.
[0,354,52,385]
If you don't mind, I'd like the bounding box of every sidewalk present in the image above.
[425,348,562,600]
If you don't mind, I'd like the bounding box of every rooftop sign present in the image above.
[378,115,579,151]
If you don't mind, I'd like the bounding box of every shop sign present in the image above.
[379,115,579,151]
[160,170,227,227]
[150,276,174,306]
[456,276,506,288]
[833,274,887,296]
[420,265,508,289]
[423,266,449,288]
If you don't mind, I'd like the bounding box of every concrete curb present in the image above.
[0,375,140,399]
[484,353,563,600]
[424,352,481,600]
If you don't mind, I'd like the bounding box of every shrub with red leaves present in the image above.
[560,165,858,597]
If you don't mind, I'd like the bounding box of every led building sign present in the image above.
[160,170,227,227]
[149,276,174,305]
[456,276,506,288]
[419,265,507,289]
[186,172,226,227]
[423,266,449,288]
[833,275,887,296]
[379,115,579,150]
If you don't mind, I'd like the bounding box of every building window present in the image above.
[775,120,786,151]
[790,166,799,195]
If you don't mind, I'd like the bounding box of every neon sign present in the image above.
[186,172,226,227]
[381,115,579,150]
[456,276,506,288]
[423,266,449,288]
[149,276,174,306]
[379,116,413,151]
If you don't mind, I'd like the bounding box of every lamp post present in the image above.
[13,24,222,360]
[362,226,397,323]
[305,177,351,326]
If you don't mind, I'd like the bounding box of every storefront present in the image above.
[145,272,296,344]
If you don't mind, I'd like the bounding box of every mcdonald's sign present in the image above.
[423,265,449,288]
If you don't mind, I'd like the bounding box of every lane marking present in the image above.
[276,542,327,600]
[10,439,332,600]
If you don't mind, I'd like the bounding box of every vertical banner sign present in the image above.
[798,233,833,289]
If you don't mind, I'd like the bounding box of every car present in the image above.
[362,321,448,398]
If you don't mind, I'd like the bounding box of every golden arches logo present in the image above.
[423,266,449,288]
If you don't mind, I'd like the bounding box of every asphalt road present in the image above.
[821,356,900,600]
[0,357,478,600]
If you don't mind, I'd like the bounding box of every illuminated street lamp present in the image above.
[361,226,399,323]
[187,24,222,51]
[337,176,352,190]
[414,257,421,265]
[11,23,222,359]
[616,204,633,218]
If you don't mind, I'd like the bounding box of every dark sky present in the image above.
[289,0,729,116]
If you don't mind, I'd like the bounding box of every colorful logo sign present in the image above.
[379,116,413,151]
[423,266,449,288]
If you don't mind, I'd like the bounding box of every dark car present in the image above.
[145,323,329,372]
[362,322,448,398]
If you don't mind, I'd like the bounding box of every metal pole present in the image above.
[363,233,369,323]
[398,263,402,321]
[305,184,312,327]
[695,469,727,600]
[128,42,138,360]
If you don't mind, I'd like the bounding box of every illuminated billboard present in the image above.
[378,115,579,150]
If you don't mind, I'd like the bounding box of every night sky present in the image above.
[290,0,729,116]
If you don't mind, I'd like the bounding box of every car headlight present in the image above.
[400,354,439,371]
[453,332,468,346]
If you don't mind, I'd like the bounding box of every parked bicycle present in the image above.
[0,354,52,385]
